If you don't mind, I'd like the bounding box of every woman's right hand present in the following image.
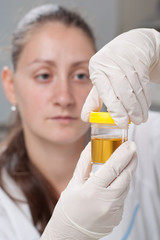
[41,141,137,240]
[81,28,160,128]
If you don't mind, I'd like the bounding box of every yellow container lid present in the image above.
[89,112,131,124]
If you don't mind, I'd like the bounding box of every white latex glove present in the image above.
[81,28,160,128]
[41,141,137,240]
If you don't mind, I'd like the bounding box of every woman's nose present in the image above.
[52,81,75,108]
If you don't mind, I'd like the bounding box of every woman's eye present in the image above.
[74,73,89,81]
[36,73,51,82]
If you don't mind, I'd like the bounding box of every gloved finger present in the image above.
[89,141,136,188]
[81,86,103,122]
[109,30,152,110]
[95,60,144,125]
[111,61,148,124]
[106,51,150,123]
[114,45,151,110]
[131,53,152,109]
[71,142,92,185]
[106,151,137,197]
[89,68,130,128]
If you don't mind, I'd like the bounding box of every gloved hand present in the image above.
[41,141,137,240]
[81,28,160,128]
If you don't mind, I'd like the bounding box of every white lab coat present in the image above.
[0,170,40,240]
[102,110,160,240]
[0,110,160,240]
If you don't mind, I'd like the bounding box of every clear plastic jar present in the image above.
[89,112,130,172]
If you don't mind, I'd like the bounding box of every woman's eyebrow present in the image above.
[71,60,89,67]
[27,59,56,66]
[27,59,89,68]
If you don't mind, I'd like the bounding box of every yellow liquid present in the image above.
[91,137,125,164]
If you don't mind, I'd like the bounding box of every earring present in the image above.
[11,105,16,111]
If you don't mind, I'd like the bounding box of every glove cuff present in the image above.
[41,197,110,240]
[60,196,111,239]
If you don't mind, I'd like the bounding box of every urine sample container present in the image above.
[89,112,130,172]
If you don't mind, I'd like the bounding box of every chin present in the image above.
[49,128,89,145]
[57,133,82,143]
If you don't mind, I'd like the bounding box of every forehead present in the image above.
[17,22,95,66]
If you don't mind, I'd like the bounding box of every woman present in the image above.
[0,4,137,240]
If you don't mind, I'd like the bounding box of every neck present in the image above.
[24,134,86,195]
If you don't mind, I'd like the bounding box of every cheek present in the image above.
[15,85,47,120]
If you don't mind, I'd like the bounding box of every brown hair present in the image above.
[0,4,96,234]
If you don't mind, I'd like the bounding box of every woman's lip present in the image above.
[53,116,77,120]
[50,116,78,123]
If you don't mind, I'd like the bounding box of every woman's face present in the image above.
[12,22,95,144]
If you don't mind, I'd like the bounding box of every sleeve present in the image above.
[0,187,40,240]
[0,197,18,240]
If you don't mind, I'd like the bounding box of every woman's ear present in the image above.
[1,66,17,105]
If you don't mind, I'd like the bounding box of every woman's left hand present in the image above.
[41,141,137,240]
